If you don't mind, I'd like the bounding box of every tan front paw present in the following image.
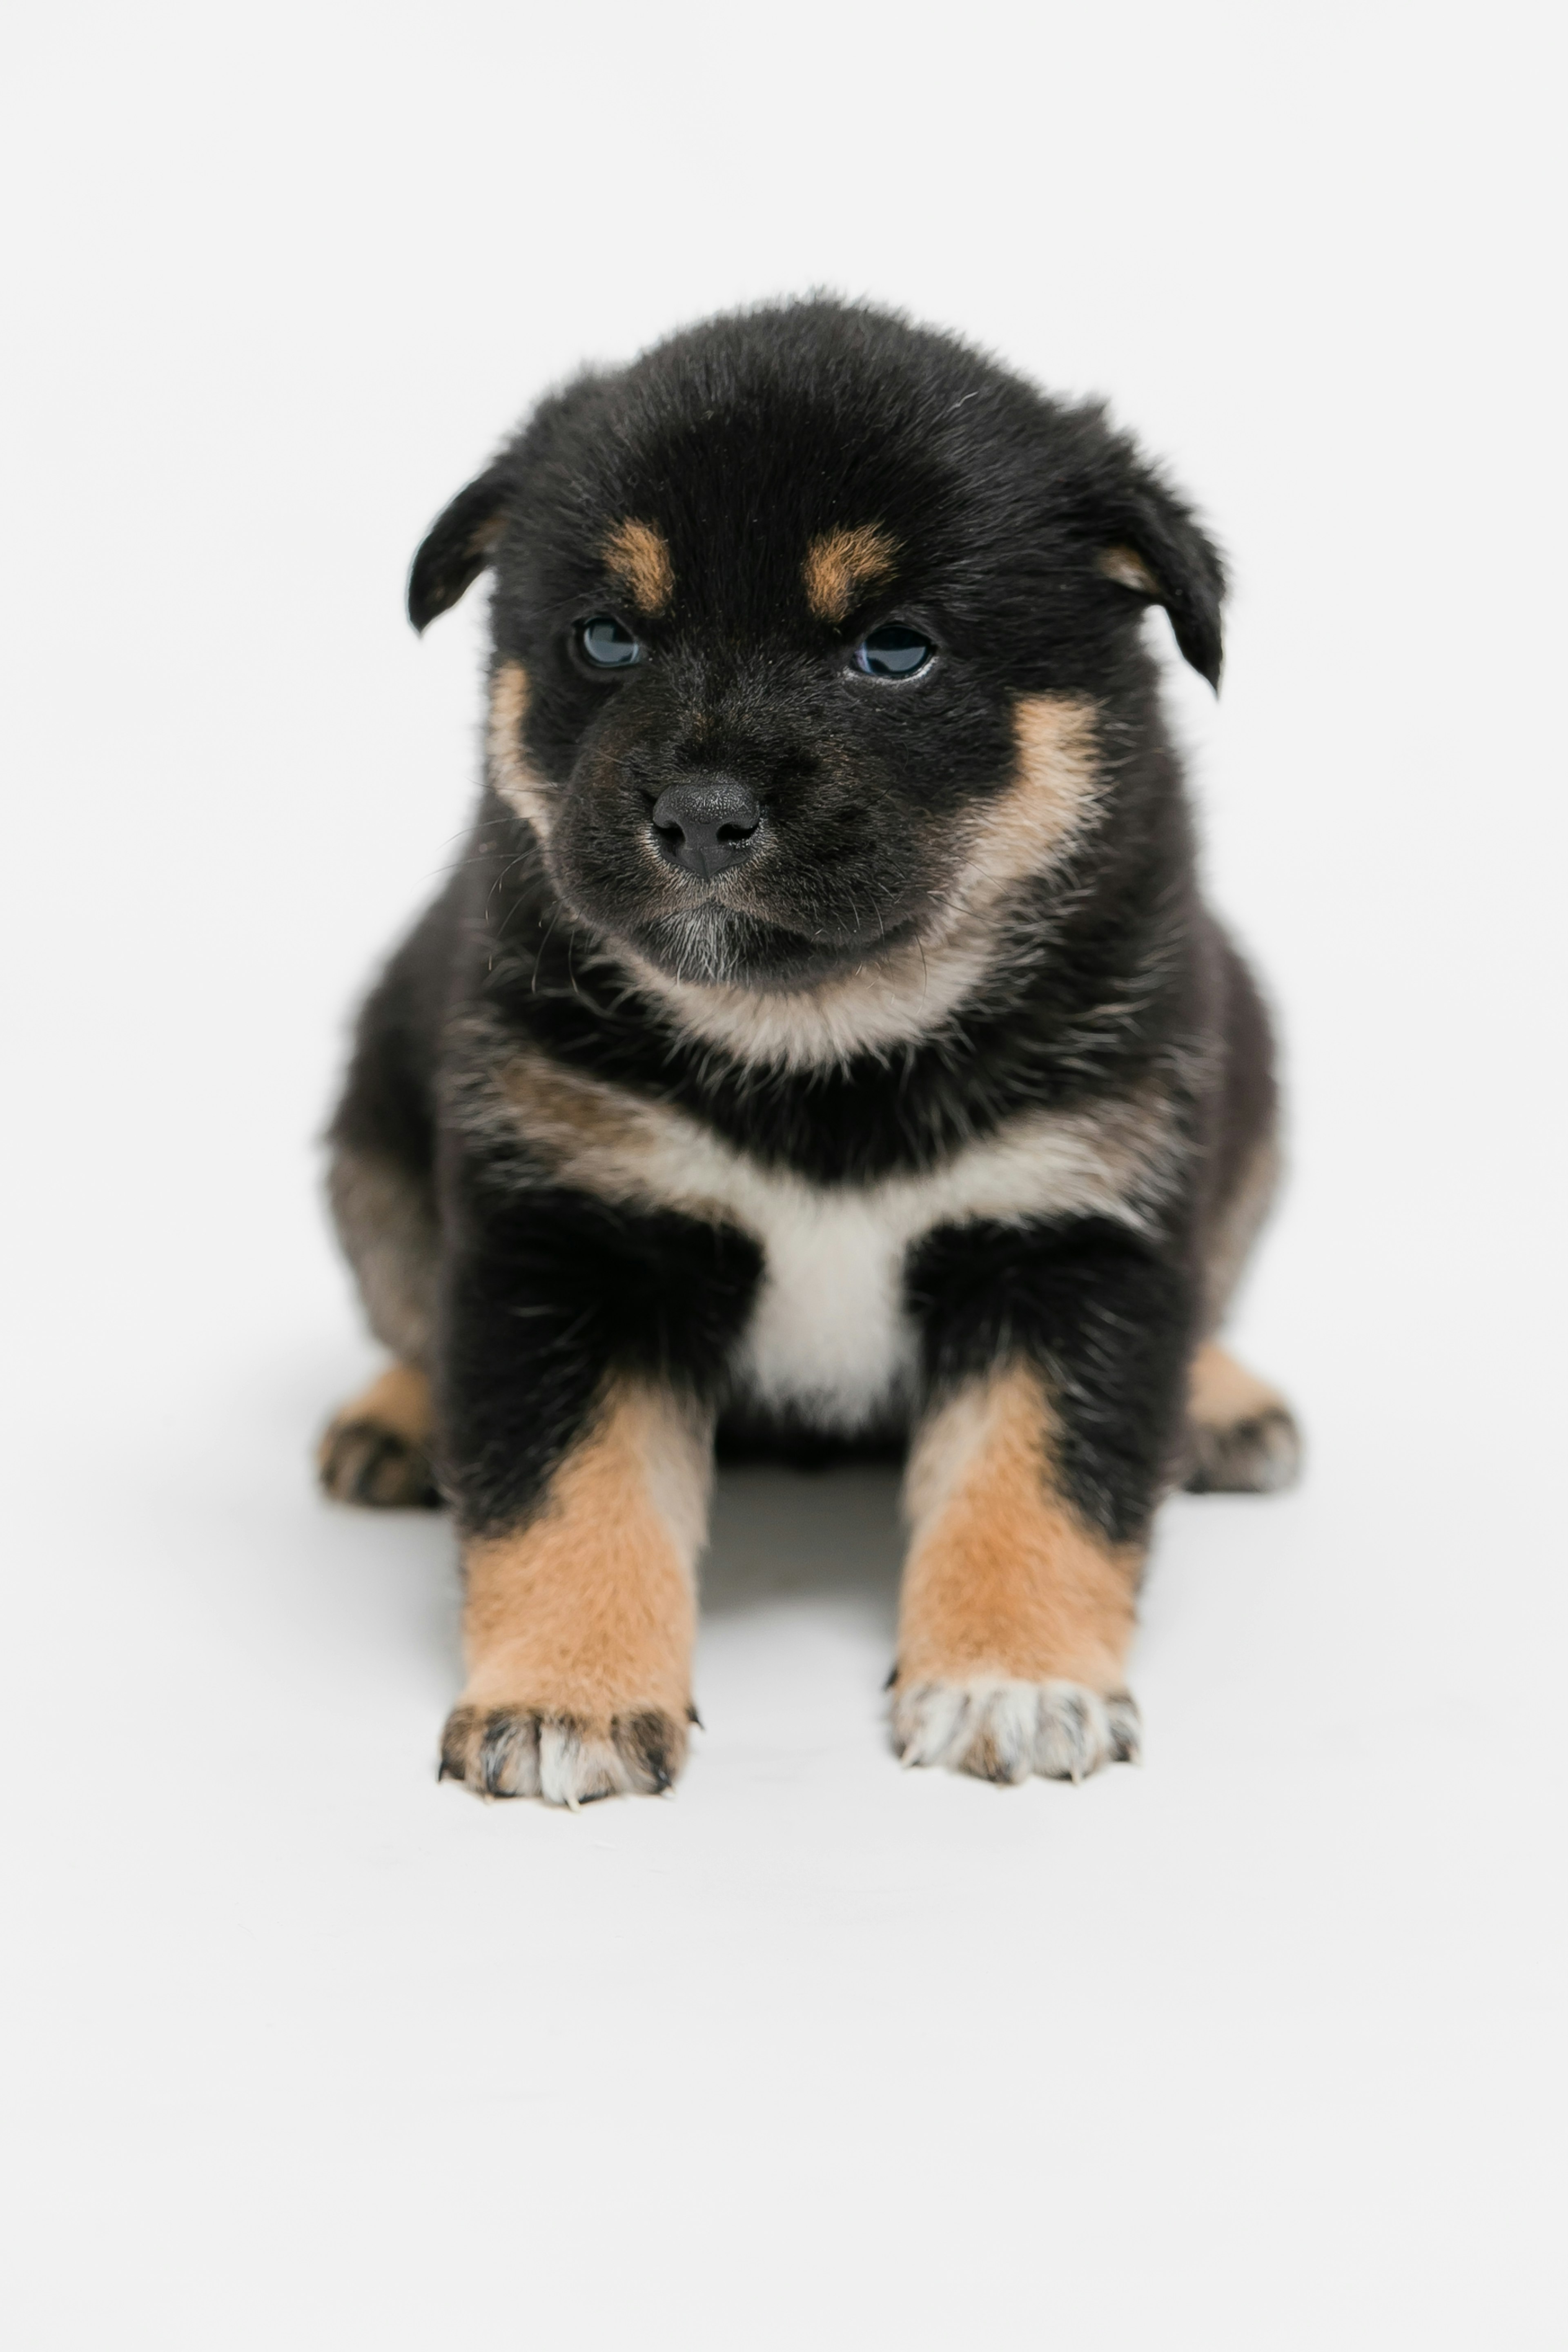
[891,1677,1140,1784]
[438,1700,690,1806]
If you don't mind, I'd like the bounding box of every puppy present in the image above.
[318,300,1299,1805]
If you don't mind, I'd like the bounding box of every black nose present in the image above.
[650,780,762,879]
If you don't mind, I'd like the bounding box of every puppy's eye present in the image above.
[852,624,934,679]
[578,615,644,668]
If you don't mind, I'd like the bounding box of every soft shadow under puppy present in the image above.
[701,1463,903,1641]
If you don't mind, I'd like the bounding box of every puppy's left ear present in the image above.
[407,462,511,632]
[1091,467,1226,690]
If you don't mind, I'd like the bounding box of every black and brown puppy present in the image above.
[319,299,1299,1806]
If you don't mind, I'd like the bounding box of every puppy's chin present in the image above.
[621,905,919,995]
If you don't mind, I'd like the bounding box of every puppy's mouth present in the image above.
[624,900,923,992]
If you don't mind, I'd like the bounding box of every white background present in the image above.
[3,3,1564,2343]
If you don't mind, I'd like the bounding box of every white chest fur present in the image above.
[492,1047,1174,1434]
[724,1102,1167,1429]
[732,1181,919,1429]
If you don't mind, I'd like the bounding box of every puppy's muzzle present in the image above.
[650,778,762,880]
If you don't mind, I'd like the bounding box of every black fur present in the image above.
[437,1165,762,1535]
[327,298,1278,1556]
[906,1216,1195,1545]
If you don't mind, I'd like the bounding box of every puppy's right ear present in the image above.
[407,463,510,632]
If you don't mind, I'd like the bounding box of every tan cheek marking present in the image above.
[1188,1341,1287,1433]
[487,659,557,840]
[802,523,899,624]
[896,1364,1138,1691]
[953,695,1102,901]
[460,1379,709,1720]
[602,518,674,617]
[1098,545,1161,595]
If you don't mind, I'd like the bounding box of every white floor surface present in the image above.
[6,1324,1563,2347]
[4,3,1565,2341]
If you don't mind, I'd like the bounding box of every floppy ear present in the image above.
[1092,469,1226,690]
[407,462,511,632]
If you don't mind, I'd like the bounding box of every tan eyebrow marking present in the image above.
[802,523,900,624]
[1098,544,1161,595]
[601,518,675,617]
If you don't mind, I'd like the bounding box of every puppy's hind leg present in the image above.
[318,1363,441,1510]
[320,897,447,1507]
[1184,1342,1302,1495]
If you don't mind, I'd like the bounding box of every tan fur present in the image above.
[486,659,558,840]
[602,518,674,617]
[802,523,898,623]
[956,695,1102,894]
[1188,1341,1287,1434]
[615,919,999,1067]
[496,1046,654,1174]
[1098,545,1160,595]
[458,1377,709,1723]
[897,1364,1138,1692]
[331,1361,433,1449]
[486,1034,1178,1238]
[317,1359,439,1509]
[1183,1338,1301,1495]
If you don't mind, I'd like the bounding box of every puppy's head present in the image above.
[411,302,1223,995]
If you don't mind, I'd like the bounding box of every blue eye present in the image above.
[579,615,644,668]
[853,624,934,679]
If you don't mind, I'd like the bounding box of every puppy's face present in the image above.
[411,307,1223,992]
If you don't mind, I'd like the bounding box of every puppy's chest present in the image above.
[731,1178,921,1431]
[724,1111,1158,1427]
[493,1047,1172,1434]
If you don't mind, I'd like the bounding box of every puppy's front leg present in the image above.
[440,1377,711,1804]
[434,1180,756,1805]
[895,1218,1194,1784]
